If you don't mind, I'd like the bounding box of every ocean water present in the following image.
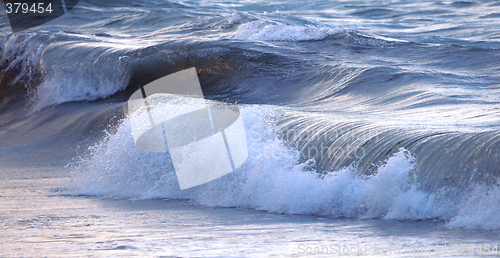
[1,0,500,257]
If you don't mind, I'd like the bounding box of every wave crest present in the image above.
[65,105,500,230]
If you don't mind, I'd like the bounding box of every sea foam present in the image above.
[66,103,500,230]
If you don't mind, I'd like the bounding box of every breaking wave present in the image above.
[65,105,500,230]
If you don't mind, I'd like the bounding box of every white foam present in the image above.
[0,32,132,112]
[66,104,500,229]
[0,32,46,88]
[447,183,500,229]
[233,19,342,42]
[31,46,131,112]
[32,69,129,112]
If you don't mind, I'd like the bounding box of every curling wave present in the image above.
[65,105,500,229]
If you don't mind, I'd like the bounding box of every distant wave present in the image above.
[233,19,343,41]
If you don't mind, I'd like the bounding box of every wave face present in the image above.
[67,105,500,229]
[0,0,499,229]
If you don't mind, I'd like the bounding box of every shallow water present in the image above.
[3,174,500,257]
